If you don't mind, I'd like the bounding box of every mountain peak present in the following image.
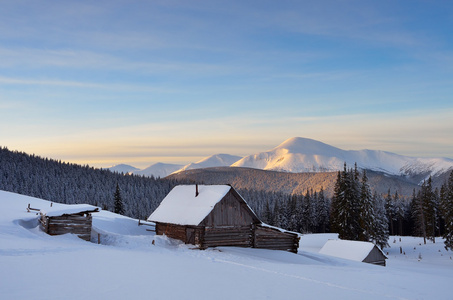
[274,137,341,156]
[233,137,453,176]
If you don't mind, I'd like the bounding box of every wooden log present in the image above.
[204,233,251,239]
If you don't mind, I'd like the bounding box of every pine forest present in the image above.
[1,146,452,249]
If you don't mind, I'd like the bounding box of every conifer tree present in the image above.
[421,177,437,243]
[317,187,330,233]
[411,188,426,241]
[358,169,374,241]
[440,172,453,250]
[371,192,390,249]
[393,191,404,236]
[330,163,360,240]
[263,200,273,225]
[114,183,125,215]
[330,171,343,235]
[385,189,395,235]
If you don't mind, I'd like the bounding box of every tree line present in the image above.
[1,147,452,250]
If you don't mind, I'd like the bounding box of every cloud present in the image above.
[6,106,452,169]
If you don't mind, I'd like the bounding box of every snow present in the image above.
[108,163,140,174]
[232,137,453,177]
[173,153,242,174]
[2,190,453,300]
[134,162,184,178]
[148,185,231,225]
[40,204,100,217]
[109,137,453,179]
[319,239,383,262]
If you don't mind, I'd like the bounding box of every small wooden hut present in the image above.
[40,204,100,241]
[319,239,387,266]
[148,184,299,253]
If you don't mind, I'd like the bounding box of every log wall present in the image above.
[202,226,252,249]
[155,223,204,245]
[253,225,299,253]
[40,214,92,241]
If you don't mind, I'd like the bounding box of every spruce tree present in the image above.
[441,172,453,250]
[385,189,395,235]
[330,171,343,235]
[393,191,404,236]
[330,163,360,240]
[317,187,330,233]
[372,192,390,249]
[114,183,125,215]
[263,200,273,225]
[411,188,426,241]
[358,169,374,242]
[421,177,437,243]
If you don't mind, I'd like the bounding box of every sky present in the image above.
[1,0,452,169]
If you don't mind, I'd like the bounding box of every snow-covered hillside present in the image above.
[232,137,453,177]
[1,190,452,299]
[134,162,184,178]
[172,153,242,174]
[108,154,241,178]
[109,163,183,177]
[108,163,140,174]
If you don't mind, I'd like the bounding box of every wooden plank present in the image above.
[204,233,251,238]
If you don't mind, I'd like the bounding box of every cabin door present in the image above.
[186,228,196,245]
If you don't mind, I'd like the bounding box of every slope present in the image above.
[167,167,420,198]
[174,153,242,174]
[1,190,452,300]
[134,162,184,178]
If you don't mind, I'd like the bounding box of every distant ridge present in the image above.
[135,163,184,178]
[108,164,140,174]
[232,137,453,179]
[173,154,242,174]
[110,137,453,180]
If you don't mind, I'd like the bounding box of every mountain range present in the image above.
[109,137,453,182]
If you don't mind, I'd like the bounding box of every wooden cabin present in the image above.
[319,239,387,266]
[39,204,100,241]
[148,184,299,253]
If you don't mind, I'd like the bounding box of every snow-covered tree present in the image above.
[358,170,374,242]
[371,192,389,249]
[385,189,396,235]
[330,164,360,240]
[440,172,453,250]
[421,177,437,243]
[114,183,125,215]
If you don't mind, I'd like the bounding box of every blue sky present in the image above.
[1,0,452,168]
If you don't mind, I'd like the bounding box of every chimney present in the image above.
[195,184,199,197]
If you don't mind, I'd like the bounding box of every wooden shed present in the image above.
[39,204,100,241]
[148,184,299,253]
[319,239,387,266]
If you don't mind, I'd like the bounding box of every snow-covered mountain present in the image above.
[108,164,140,174]
[173,154,242,174]
[231,137,453,178]
[109,137,453,179]
[134,163,184,178]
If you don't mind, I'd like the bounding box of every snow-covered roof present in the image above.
[148,185,231,226]
[40,204,100,217]
[319,239,384,262]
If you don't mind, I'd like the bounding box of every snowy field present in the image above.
[1,190,452,300]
